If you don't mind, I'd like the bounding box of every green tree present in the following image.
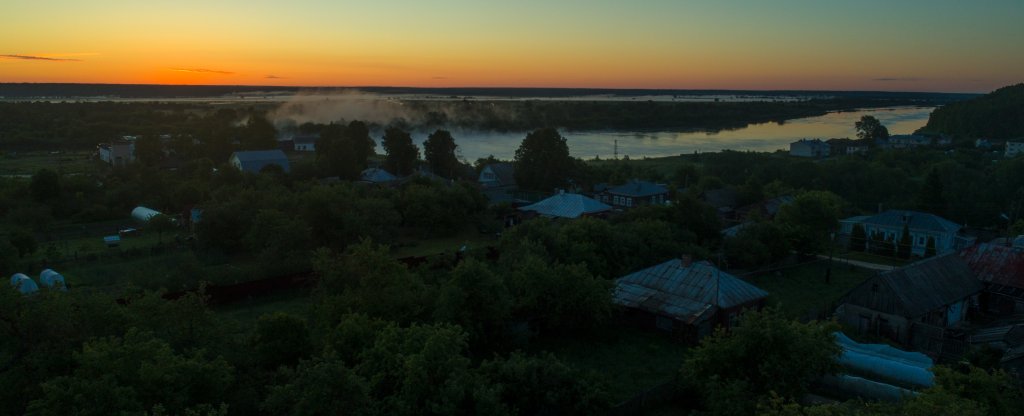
[775,191,845,254]
[316,121,376,179]
[849,223,867,252]
[263,353,376,416]
[241,114,278,150]
[479,352,611,416]
[682,309,840,416]
[30,168,60,202]
[382,127,419,176]
[917,167,946,215]
[434,259,512,350]
[251,313,313,370]
[28,329,233,416]
[897,223,912,259]
[0,238,17,275]
[243,209,312,263]
[8,229,37,258]
[513,128,573,191]
[134,135,164,165]
[855,115,890,144]
[423,129,460,179]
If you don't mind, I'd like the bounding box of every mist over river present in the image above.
[391,106,935,162]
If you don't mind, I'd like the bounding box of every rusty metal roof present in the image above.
[960,243,1024,290]
[613,259,768,323]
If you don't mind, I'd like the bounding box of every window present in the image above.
[613,196,621,205]
[626,197,633,207]
[918,236,925,246]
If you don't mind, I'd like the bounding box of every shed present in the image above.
[39,269,67,290]
[960,243,1024,314]
[836,254,983,344]
[517,191,611,219]
[229,150,291,173]
[613,258,768,341]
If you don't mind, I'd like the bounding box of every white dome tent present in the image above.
[10,273,40,294]
[39,269,67,290]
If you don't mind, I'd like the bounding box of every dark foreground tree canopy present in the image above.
[921,83,1024,139]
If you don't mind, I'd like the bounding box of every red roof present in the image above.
[960,243,1024,289]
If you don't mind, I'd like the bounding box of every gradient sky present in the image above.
[1,0,1021,92]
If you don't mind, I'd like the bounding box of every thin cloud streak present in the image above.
[265,75,285,79]
[1,54,81,62]
[170,68,234,75]
[873,77,925,82]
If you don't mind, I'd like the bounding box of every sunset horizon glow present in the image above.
[2,0,1022,93]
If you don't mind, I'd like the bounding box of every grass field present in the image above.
[216,288,314,331]
[0,151,99,175]
[747,260,875,321]
[390,226,498,258]
[530,324,688,403]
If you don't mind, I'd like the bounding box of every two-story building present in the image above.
[789,139,830,158]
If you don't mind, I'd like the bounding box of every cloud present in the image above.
[432,76,447,80]
[169,68,234,75]
[872,77,924,82]
[265,75,285,79]
[0,54,81,62]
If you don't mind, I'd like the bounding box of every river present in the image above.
[406,106,935,162]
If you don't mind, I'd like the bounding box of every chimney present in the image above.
[680,254,692,267]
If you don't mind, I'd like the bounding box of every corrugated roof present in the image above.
[605,180,669,198]
[231,150,291,173]
[517,192,611,219]
[848,210,962,234]
[360,168,398,183]
[960,243,1024,290]
[613,259,768,323]
[874,254,982,317]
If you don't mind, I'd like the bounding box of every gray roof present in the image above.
[605,180,669,198]
[360,168,398,183]
[847,210,962,234]
[702,188,739,209]
[231,150,291,173]
[517,192,611,219]
[844,254,982,318]
[481,163,516,187]
[613,259,768,323]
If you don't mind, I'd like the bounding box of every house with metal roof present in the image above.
[292,135,318,152]
[960,243,1024,315]
[613,258,768,341]
[594,180,669,208]
[359,167,399,184]
[839,210,975,256]
[835,254,983,345]
[229,150,291,173]
[478,163,516,188]
[517,191,611,219]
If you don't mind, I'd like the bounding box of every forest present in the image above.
[920,83,1024,140]
[2,91,1023,415]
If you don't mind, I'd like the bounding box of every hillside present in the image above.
[920,83,1024,139]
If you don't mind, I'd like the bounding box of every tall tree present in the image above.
[241,114,279,150]
[855,115,890,144]
[776,191,846,254]
[381,127,419,176]
[134,135,164,165]
[423,129,459,178]
[316,121,376,179]
[897,223,912,259]
[917,167,945,215]
[849,223,867,252]
[30,168,61,202]
[513,128,573,192]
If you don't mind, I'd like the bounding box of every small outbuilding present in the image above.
[39,269,67,290]
[10,273,39,294]
[960,243,1024,315]
[613,258,768,342]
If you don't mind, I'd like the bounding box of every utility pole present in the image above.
[614,139,618,160]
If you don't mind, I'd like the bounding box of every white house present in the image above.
[229,150,291,173]
[97,141,135,167]
[839,210,976,256]
[789,139,830,158]
[1006,141,1024,158]
[293,135,317,152]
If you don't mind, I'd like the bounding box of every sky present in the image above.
[1,0,1022,92]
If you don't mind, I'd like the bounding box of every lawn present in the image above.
[216,288,314,332]
[530,324,688,403]
[0,151,99,175]
[747,260,875,321]
[390,226,497,258]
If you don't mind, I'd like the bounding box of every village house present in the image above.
[359,167,399,184]
[1005,141,1024,158]
[517,190,611,219]
[478,162,516,188]
[886,134,933,149]
[229,150,291,174]
[839,210,975,256]
[293,135,317,152]
[789,139,830,158]
[594,180,669,208]
[613,258,768,342]
[960,243,1024,315]
[835,254,982,346]
[97,140,135,167]
[825,138,869,156]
